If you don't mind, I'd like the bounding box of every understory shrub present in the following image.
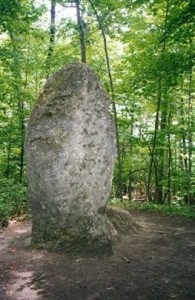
[0,178,27,227]
[109,198,195,219]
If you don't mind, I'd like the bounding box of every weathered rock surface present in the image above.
[25,63,116,255]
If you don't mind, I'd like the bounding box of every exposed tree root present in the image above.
[106,206,140,241]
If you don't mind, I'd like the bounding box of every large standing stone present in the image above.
[25,63,116,255]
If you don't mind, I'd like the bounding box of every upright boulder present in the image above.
[25,63,116,255]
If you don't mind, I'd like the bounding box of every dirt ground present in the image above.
[0,210,195,300]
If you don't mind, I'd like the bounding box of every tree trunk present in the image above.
[128,114,134,200]
[46,0,56,77]
[89,0,123,200]
[5,126,12,179]
[147,0,170,203]
[186,37,193,205]
[167,110,172,204]
[18,101,25,183]
[180,97,188,173]
[75,0,86,63]
[157,108,167,204]
[147,78,161,201]
[9,32,25,182]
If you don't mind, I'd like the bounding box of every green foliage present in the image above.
[0,0,43,33]
[109,198,195,219]
[0,0,195,219]
[0,179,27,227]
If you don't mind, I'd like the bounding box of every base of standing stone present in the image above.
[31,214,113,256]
[30,207,139,255]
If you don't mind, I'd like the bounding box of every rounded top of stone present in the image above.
[44,62,100,95]
[28,63,110,123]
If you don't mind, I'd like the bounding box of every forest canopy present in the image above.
[0,0,195,223]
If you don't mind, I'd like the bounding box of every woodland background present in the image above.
[0,0,195,222]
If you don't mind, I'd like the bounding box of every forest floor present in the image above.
[0,210,195,300]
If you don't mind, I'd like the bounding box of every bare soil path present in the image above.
[0,210,195,300]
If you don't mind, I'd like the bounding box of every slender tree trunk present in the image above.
[46,0,56,77]
[9,32,25,182]
[147,0,170,203]
[180,97,188,173]
[166,110,172,204]
[147,77,162,201]
[18,101,25,183]
[89,0,123,200]
[157,107,167,204]
[128,114,134,200]
[186,37,193,205]
[76,0,86,63]
[5,126,12,179]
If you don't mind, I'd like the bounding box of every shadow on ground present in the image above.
[0,211,195,300]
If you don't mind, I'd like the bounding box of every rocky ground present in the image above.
[0,210,195,300]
